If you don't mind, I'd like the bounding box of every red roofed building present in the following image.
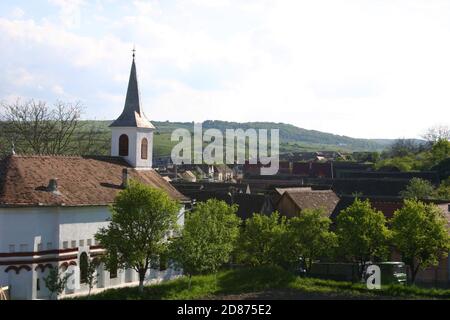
[0,53,189,299]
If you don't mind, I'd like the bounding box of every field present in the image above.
[72,267,450,300]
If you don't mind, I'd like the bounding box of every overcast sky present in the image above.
[0,0,449,139]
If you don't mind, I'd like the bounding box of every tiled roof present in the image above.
[0,154,188,207]
[275,187,312,195]
[282,189,340,215]
[180,190,274,220]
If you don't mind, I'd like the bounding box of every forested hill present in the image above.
[149,120,395,152]
[0,119,400,158]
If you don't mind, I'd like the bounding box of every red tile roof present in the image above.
[0,155,189,207]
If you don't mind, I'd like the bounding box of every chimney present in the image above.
[47,178,60,194]
[122,168,129,188]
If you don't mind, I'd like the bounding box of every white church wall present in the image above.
[0,200,186,299]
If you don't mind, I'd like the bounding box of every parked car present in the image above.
[363,262,407,286]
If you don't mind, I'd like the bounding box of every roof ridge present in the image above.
[12,153,84,158]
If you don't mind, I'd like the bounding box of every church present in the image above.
[0,53,190,299]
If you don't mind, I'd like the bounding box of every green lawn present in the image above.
[73,267,450,300]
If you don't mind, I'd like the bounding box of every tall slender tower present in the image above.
[110,50,155,169]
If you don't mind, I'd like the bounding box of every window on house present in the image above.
[20,244,28,252]
[79,252,89,284]
[119,134,129,156]
[71,240,76,248]
[37,243,43,251]
[79,240,84,247]
[9,245,15,253]
[63,241,68,249]
[47,242,53,250]
[36,278,40,291]
[87,239,92,246]
[141,138,148,159]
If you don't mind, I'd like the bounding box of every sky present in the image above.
[0,0,449,139]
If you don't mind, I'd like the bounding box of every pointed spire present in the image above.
[110,49,154,129]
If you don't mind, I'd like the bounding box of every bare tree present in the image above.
[422,125,450,144]
[0,99,84,155]
[47,101,82,154]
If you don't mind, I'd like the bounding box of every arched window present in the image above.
[119,134,129,156]
[141,138,148,160]
[79,252,89,284]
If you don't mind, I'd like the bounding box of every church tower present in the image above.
[110,50,155,169]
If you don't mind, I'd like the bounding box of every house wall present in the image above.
[0,205,184,299]
[276,195,300,218]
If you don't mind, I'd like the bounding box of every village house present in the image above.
[0,54,189,299]
[275,187,340,218]
[178,170,197,182]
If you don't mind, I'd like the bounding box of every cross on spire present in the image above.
[132,46,136,59]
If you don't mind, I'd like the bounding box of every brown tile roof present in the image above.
[275,187,312,196]
[0,154,189,207]
[283,189,340,215]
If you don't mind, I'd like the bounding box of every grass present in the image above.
[71,267,450,300]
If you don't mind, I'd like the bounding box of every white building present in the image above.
[0,54,190,299]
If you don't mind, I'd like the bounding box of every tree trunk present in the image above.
[410,263,420,285]
[188,275,192,290]
[138,271,145,293]
[358,260,366,282]
[307,256,313,274]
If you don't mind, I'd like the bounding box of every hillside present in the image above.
[0,120,397,158]
[76,120,396,157]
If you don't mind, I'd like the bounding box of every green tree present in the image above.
[436,178,450,200]
[43,267,70,300]
[386,139,422,157]
[169,199,240,289]
[85,258,99,298]
[391,199,450,284]
[95,180,180,293]
[335,198,390,278]
[236,212,288,267]
[400,178,435,200]
[429,138,450,164]
[287,209,337,273]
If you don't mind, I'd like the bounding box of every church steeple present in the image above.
[110,49,155,169]
[110,50,154,129]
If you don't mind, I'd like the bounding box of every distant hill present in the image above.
[86,120,398,155]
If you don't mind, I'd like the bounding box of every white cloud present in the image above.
[1,0,449,139]
[48,0,85,29]
[10,7,25,19]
